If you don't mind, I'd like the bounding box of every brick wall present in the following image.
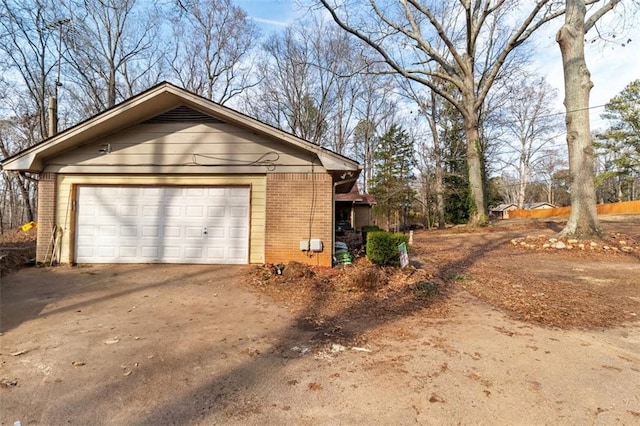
[36,172,57,263]
[265,172,333,267]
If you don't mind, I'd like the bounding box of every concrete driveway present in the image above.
[1,264,639,425]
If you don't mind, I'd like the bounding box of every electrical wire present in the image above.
[192,152,280,171]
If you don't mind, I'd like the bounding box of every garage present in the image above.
[75,186,250,264]
[1,82,361,267]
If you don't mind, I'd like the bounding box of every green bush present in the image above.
[366,231,409,266]
[361,225,382,233]
[361,225,382,246]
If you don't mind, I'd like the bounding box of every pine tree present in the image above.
[595,79,640,202]
[370,124,415,230]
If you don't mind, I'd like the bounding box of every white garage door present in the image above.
[75,186,250,264]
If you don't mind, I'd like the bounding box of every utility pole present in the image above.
[46,18,70,137]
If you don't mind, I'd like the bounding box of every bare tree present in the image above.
[556,0,622,237]
[168,0,260,104]
[62,0,164,114]
[247,19,372,151]
[0,0,62,230]
[0,0,60,140]
[351,71,397,191]
[247,27,326,144]
[497,77,563,208]
[318,0,571,225]
[533,149,567,205]
[399,81,446,228]
[0,118,37,227]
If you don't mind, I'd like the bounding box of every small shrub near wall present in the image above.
[361,225,382,247]
[366,231,409,266]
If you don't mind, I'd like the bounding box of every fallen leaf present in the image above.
[429,393,445,403]
[308,382,322,391]
[0,378,18,387]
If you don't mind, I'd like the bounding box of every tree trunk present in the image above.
[556,0,601,238]
[518,159,528,209]
[434,138,446,229]
[16,175,35,223]
[428,92,445,229]
[108,67,117,108]
[464,116,487,225]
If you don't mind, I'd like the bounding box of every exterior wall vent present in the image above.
[144,105,225,124]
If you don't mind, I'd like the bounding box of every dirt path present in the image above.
[0,256,640,425]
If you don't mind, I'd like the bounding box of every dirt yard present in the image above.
[1,216,639,424]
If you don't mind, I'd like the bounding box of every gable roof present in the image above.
[1,82,361,176]
[490,203,517,212]
[523,202,556,209]
[335,183,376,205]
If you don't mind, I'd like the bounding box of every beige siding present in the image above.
[55,174,266,264]
[46,122,326,174]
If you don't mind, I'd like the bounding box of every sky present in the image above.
[235,0,303,29]
[236,1,640,132]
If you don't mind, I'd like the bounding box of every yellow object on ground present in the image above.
[20,221,37,233]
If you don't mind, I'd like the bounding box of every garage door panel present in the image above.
[95,224,115,235]
[229,187,248,197]
[98,246,116,257]
[207,206,225,218]
[140,246,159,258]
[185,227,203,238]
[118,246,138,258]
[77,225,95,237]
[184,187,205,196]
[142,226,160,237]
[142,206,161,217]
[164,206,182,217]
[186,206,204,218]
[163,226,181,237]
[230,207,248,218]
[229,227,248,238]
[228,248,247,260]
[162,246,181,258]
[120,226,138,237]
[76,186,249,264]
[119,205,138,216]
[141,187,162,196]
[165,187,182,197]
[76,246,94,258]
[206,187,226,197]
[184,247,204,259]
[206,247,225,260]
[207,226,225,238]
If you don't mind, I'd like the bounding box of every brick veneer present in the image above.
[265,172,333,267]
[36,172,57,263]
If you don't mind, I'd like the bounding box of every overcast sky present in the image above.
[237,0,640,132]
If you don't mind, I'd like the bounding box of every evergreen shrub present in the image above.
[366,231,409,266]
[361,225,382,246]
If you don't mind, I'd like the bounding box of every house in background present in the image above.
[0,82,360,267]
[523,202,556,210]
[490,202,557,219]
[489,203,517,220]
[334,184,376,231]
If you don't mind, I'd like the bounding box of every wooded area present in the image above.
[1,0,637,236]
